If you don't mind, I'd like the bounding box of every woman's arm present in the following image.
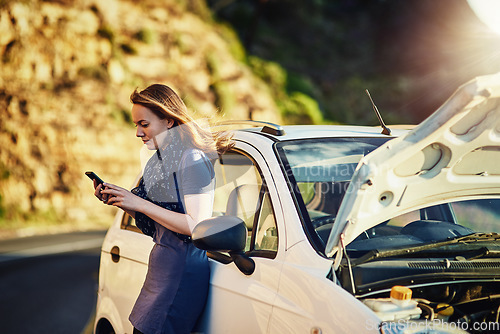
[183,193,213,233]
[101,183,212,236]
[101,149,215,236]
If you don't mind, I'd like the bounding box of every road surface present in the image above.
[0,230,106,334]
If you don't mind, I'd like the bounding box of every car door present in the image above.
[195,143,285,334]
[98,212,153,334]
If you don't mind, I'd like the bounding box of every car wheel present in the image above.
[95,319,115,334]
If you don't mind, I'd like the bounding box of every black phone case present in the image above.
[85,171,104,185]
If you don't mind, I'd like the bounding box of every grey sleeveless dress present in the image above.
[129,132,214,334]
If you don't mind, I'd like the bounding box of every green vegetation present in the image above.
[0,161,10,180]
[97,25,115,43]
[134,28,158,45]
[215,23,247,63]
[172,31,196,55]
[206,0,435,125]
[322,75,414,126]
[78,65,109,81]
[98,24,138,59]
[0,203,73,237]
[110,107,133,126]
[283,92,323,125]
[120,43,138,55]
[184,0,214,22]
[248,56,323,124]
[205,51,237,115]
[0,194,4,219]
[0,0,29,10]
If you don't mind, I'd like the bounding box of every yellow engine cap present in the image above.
[390,286,412,301]
[437,303,454,316]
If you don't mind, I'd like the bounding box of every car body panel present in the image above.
[97,214,152,333]
[326,72,500,257]
[269,240,379,333]
[195,257,284,333]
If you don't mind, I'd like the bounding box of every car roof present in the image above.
[233,124,413,141]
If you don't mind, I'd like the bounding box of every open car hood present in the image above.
[325,72,500,258]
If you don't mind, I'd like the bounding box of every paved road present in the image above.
[0,230,107,334]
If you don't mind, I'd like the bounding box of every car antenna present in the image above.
[365,89,391,136]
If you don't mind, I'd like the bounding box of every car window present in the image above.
[450,199,500,233]
[346,199,500,255]
[254,192,278,251]
[213,151,278,256]
[121,212,141,233]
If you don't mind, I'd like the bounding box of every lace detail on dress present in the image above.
[131,128,189,241]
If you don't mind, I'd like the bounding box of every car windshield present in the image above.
[276,137,500,256]
[276,137,390,251]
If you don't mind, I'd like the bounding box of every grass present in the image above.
[0,211,113,240]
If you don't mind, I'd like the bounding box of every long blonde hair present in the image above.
[130,84,234,155]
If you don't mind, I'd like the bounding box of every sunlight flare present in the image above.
[468,0,500,34]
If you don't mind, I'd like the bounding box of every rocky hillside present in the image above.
[0,0,283,235]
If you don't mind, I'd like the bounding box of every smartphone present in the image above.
[85,171,105,187]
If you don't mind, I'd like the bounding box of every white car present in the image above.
[94,73,500,334]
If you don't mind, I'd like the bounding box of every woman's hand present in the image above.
[100,183,144,212]
[93,180,109,202]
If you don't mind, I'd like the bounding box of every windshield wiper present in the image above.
[351,232,500,266]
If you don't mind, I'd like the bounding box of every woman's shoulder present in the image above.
[180,148,215,171]
[181,147,207,162]
[178,148,215,192]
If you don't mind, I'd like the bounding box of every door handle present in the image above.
[110,246,120,263]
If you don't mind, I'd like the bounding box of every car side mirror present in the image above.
[192,216,255,275]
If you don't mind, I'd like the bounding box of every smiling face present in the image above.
[132,104,174,150]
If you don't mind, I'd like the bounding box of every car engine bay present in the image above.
[337,253,500,332]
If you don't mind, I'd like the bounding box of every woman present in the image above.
[93,84,233,334]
